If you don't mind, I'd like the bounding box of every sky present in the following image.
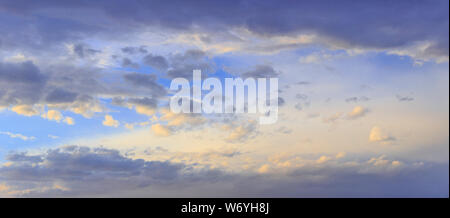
[0,0,448,197]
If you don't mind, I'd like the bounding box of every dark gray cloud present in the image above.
[121,58,139,68]
[73,44,101,58]
[296,81,311,86]
[5,64,106,117]
[0,10,101,51]
[121,46,148,55]
[0,61,45,84]
[0,0,447,58]
[0,61,47,106]
[241,65,279,78]
[255,163,449,198]
[111,49,213,85]
[0,146,184,196]
[396,94,415,102]
[0,145,447,197]
[165,50,215,79]
[173,50,206,61]
[6,152,43,163]
[45,88,78,103]
[0,59,168,116]
[166,63,213,79]
[123,72,167,97]
[128,97,158,108]
[143,54,169,71]
[346,96,370,103]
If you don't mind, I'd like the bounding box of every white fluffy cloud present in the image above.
[369,126,396,143]
[103,115,120,128]
[41,110,63,122]
[11,105,40,117]
[63,117,75,125]
[41,110,75,125]
[347,106,369,120]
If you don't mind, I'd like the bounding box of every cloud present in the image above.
[45,88,78,104]
[322,106,369,123]
[48,134,59,139]
[0,62,92,118]
[367,155,403,169]
[322,113,343,124]
[396,95,415,102]
[159,108,205,127]
[112,97,159,116]
[0,61,46,107]
[335,152,346,159]
[0,184,9,192]
[316,155,331,164]
[224,120,258,142]
[165,49,214,79]
[135,105,155,116]
[294,93,310,111]
[72,43,101,58]
[345,96,370,103]
[369,126,396,143]
[295,81,311,86]
[1,0,446,61]
[1,58,169,120]
[0,146,183,197]
[299,53,320,64]
[0,0,448,198]
[129,98,157,116]
[41,110,63,122]
[103,115,119,127]
[10,105,40,117]
[347,106,369,120]
[151,124,171,137]
[40,110,75,125]
[0,131,35,141]
[124,121,150,130]
[63,117,75,125]
[257,164,270,174]
[387,41,450,64]
[123,72,167,97]
[241,65,279,78]
[143,54,169,71]
[121,58,139,68]
[121,46,148,55]
[0,145,447,197]
[276,126,292,134]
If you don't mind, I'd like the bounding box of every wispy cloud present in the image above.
[0,131,36,141]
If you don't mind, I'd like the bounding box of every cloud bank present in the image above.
[0,146,447,197]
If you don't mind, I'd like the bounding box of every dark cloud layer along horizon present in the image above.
[0,145,447,197]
